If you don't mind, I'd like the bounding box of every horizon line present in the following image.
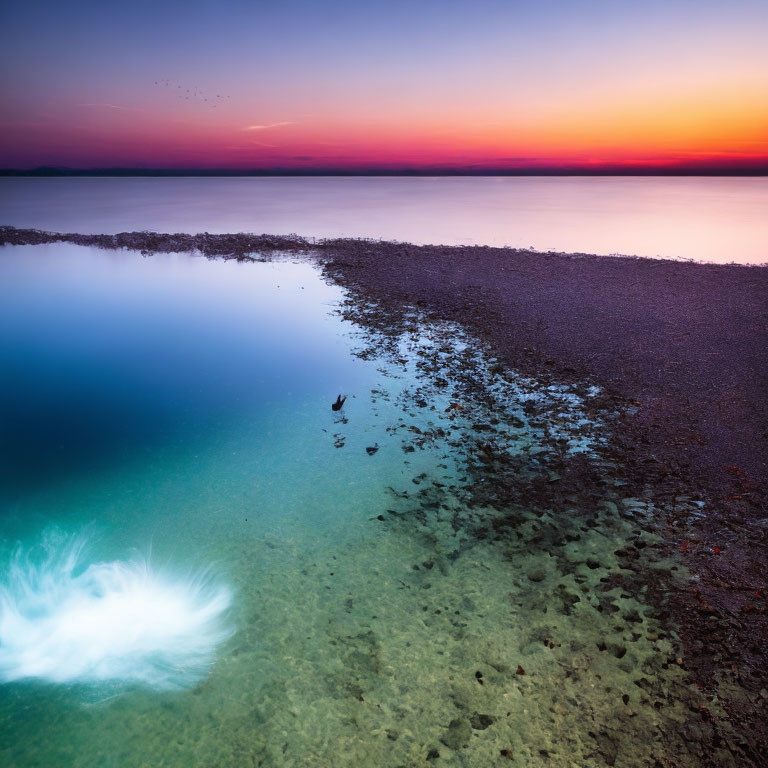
[2,165,767,177]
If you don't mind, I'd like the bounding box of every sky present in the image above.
[0,0,766,171]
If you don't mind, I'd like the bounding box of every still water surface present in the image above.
[1,176,766,263]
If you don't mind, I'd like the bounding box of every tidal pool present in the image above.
[0,243,724,766]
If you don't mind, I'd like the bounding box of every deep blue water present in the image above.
[0,244,365,510]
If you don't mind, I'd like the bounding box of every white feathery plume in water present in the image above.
[0,530,233,690]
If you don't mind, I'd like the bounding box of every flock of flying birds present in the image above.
[153,79,231,107]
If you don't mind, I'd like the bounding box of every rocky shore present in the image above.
[2,225,766,764]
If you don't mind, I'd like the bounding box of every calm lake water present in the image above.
[0,199,735,764]
[1,176,766,264]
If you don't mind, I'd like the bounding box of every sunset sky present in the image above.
[1,0,766,171]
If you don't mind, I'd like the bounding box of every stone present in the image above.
[441,718,472,750]
[527,565,547,582]
[470,712,496,730]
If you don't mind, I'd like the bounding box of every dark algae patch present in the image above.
[2,225,766,766]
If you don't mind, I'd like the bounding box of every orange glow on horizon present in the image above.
[3,78,766,171]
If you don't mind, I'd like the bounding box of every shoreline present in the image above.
[2,225,767,763]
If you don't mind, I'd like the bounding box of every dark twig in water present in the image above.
[331,394,347,411]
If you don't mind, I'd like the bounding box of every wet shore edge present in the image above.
[2,225,767,763]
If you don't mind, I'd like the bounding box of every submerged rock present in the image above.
[441,717,472,750]
[470,712,496,730]
[527,565,547,582]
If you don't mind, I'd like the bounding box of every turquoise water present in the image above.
[0,243,725,766]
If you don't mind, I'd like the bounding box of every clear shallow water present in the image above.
[0,244,724,766]
[1,176,767,263]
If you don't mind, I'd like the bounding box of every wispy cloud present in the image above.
[222,141,278,150]
[243,121,295,131]
[80,103,144,112]
[0,120,44,127]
